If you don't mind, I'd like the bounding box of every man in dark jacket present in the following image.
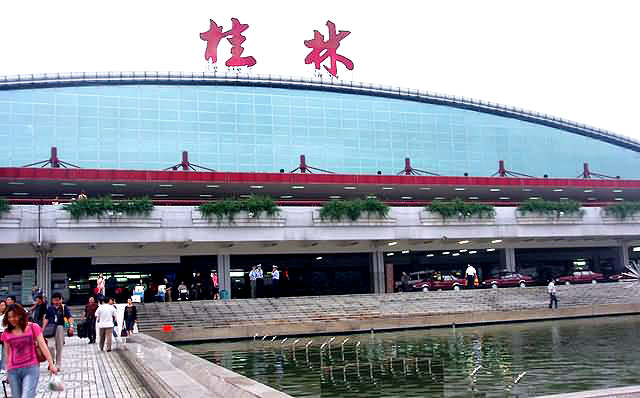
[30,295,47,326]
[84,296,99,344]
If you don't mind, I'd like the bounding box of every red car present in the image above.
[555,270,605,285]
[414,274,466,291]
[482,272,535,288]
[608,273,635,282]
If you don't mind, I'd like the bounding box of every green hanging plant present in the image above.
[319,198,390,221]
[426,198,495,221]
[62,197,154,220]
[0,198,11,216]
[198,195,280,222]
[604,202,640,219]
[517,199,582,218]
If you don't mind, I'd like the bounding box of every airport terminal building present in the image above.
[1,72,639,304]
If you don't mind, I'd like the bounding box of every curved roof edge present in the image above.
[2,71,639,152]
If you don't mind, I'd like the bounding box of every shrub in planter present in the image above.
[0,197,10,216]
[62,197,154,220]
[198,195,280,222]
[517,199,582,218]
[604,202,640,219]
[319,198,390,222]
[426,198,495,221]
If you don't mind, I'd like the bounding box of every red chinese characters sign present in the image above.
[200,18,256,68]
[304,20,353,78]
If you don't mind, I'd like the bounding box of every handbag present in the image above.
[121,325,128,337]
[43,322,57,338]
[32,323,47,363]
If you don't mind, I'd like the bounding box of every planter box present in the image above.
[312,210,395,226]
[0,208,21,228]
[56,209,161,228]
[516,211,583,225]
[192,210,286,227]
[600,209,640,224]
[420,211,496,226]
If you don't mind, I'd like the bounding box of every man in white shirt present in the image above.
[95,299,117,352]
[548,279,558,309]
[465,264,477,289]
[271,266,280,298]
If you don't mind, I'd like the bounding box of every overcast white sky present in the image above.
[1,1,639,139]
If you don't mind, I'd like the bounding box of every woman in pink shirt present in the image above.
[1,304,58,397]
[96,273,106,297]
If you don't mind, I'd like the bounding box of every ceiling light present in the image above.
[200,194,212,198]
[468,196,479,200]
[62,193,76,196]
[529,196,541,200]
[8,182,24,185]
[11,192,28,195]
[458,240,470,244]
[442,251,450,255]
[489,188,500,192]
[468,250,477,254]
[583,189,593,193]
[486,248,496,252]
[159,184,173,188]
[386,252,394,256]
[459,249,468,253]
[329,195,342,199]
[614,198,624,201]
[426,254,434,257]
[587,197,597,201]
[344,186,356,190]
[111,193,124,197]
[633,247,640,252]
[291,186,305,189]
[206,185,220,188]
[491,239,503,243]
[250,185,264,189]
[454,188,465,191]
[452,253,460,256]
[553,189,563,192]
[280,195,293,199]
[613,189,623,193]
[401,250,410,254]
[433,197,446,200]
[499,197,510,200]
[382,187,394,190]
[388,241,398,246]
[419,187,431,190]
[522,188,532,192]
[367,195,377,199]
[112,183,126,187]
[240,194,251,198]
[401,196,413,200]
[61,182,76,186]
[559,197,569,200]
[316,256,323,260]
[153,194,168,197]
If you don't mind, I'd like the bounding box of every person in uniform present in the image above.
[249,266,258,299]
[271,266,280,298]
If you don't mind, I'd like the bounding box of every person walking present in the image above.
[96,273,106,299]
[0,299,6,374]
[163,278,173,302]
[95,299,117,352]
[249,266,258,299]
[106,273,118,300]
[211,272,219,300]
[1,304,58,398]
[5,296,16,306]
[29,296,47,327]
[42,292,73,370]
[256,265,264,298]
[84,297,99,344]
[271,266,280,298]
[548,279,558,309]
[177,281,189,301]
[465,264,477,289]
[123,299,137,336]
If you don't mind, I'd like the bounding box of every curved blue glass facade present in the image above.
[1,82,639,177]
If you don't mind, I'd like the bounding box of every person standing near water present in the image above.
[548,279,558,309]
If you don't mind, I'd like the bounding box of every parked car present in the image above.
[394,271,429,291]
[414,274,466,291]
[555,270,604,285]
[608,273,635,282]
[482,272,535,288]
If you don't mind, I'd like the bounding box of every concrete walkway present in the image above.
[3,336,151,398]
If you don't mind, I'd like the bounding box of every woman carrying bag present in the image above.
[122,299,137,336]
[2,304,58,398]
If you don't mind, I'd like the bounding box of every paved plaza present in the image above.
[3,336,150,398]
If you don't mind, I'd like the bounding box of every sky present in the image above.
[1,1,639,139]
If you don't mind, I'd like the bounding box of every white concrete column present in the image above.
[217,254,231,299]
[619,242,630,272]
[370,250,385,294]
[35,247,52,302]
[500,248,516,272]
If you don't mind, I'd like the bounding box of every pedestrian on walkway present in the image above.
[1,304,58,398]
[42,292,73,369]
[548,279,558,309]
[5,296,16,306]
[123,299,137,336]
[84,296,99,344]
[0,299,6,374]
[96,273,106,299]
[256,265,264,298]
[211,272,219,300]
[29,295,47,327]
[178,281,189,301]
[95,299,117,352]
[271,266,280,298]
[401,272,410,292]
[249,266,258,299]
[465,264,477,289]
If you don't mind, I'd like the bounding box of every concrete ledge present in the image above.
[536,385,640,397]
[120,333,293,398]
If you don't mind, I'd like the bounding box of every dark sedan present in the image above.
[555,270,604,285]
[482,272,535,288]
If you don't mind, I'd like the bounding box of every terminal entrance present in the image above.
[229,253,371,298]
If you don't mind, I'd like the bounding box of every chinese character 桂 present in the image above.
[200,18,257,68]
[304,20,353,78]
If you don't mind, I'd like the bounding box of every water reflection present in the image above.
[180,315,640,397]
